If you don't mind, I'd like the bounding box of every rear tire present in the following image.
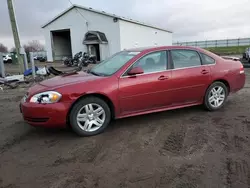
[204,82,228,111]
[69,97,111,137]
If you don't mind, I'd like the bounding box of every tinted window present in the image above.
[171,50,201,69]
[129,51,167,74]
[200,53,215,65]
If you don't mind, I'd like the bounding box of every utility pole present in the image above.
[7,0,24,73]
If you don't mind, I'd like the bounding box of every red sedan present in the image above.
[20,46,246,136]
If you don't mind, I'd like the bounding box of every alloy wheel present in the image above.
[208,86,226,108]
[76,103,106,132]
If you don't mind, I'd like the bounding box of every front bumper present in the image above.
[20,100,71,128]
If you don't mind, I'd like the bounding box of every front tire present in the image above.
[204,82,228,111]
[69,97,111,136]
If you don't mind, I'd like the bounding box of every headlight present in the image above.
[30,91,62,104]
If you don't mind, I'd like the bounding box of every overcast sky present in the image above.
[0,0,249,49]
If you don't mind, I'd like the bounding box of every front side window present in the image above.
[171,50,202,69]
[89,51,140,76]
[200,53,215,65]
[128,51,167,74]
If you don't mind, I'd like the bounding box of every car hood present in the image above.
[42,72,100,87]
[28,71,102,95]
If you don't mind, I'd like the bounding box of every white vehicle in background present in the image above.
[243,47,250,63]
[3,54,12,63]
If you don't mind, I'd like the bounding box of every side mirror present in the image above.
[127,67,144,76]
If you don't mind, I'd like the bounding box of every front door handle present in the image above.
[201,69,209,74]
[158,75,169,80]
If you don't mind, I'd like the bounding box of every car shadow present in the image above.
[25,105,201,138]
[30,127,76,138]
[107,105,204,132]
[0,103,232,154]
[28,102,232,139]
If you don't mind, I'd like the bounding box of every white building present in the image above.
[42,4,172,62]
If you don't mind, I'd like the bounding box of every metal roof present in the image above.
[83,31,108,44]
[41,4,172,33]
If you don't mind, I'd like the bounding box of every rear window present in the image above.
[200,53,215,65]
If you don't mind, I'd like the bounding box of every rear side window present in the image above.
[200,53,215,65]
[170,50,201,69]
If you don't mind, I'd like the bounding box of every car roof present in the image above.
[124,45,220,60]
[124,46,205,52]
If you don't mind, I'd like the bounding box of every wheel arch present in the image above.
[212,79,230,93]
[66,93,116,127]
[203,79,231,103]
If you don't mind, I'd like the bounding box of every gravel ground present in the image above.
[0,65,250,188]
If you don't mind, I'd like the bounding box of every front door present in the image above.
[118,51,173,115]
[169,49,211,105]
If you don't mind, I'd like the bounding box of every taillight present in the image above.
[240,63,244,74]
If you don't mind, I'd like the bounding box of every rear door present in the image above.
[169,49,211,105]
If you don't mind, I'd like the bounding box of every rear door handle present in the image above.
[158,75,169,80]
[201,69,209,74]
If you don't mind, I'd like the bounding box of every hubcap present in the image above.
[77,103,106,132]
[208,86,226,108]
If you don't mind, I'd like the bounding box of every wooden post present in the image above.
[7,0,24,73]
[29,52,36,78]
[0,53,5,78]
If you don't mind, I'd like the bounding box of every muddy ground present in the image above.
[3,61,89,75]
[1,63,250,188]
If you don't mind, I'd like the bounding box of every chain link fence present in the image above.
[173,38,250,48]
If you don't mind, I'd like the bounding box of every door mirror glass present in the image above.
[127,66,144,75]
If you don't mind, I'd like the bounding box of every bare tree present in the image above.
[23,40,45,53]
[10,47,16,52]
[0,43,8,53]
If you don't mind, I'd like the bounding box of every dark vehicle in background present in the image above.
[20,46,245,137]
[34,56,47,62]
[38,56,47,62]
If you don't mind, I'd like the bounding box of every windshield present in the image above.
[89,51,140,76]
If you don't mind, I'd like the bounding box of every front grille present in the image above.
[24,117,49,123]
